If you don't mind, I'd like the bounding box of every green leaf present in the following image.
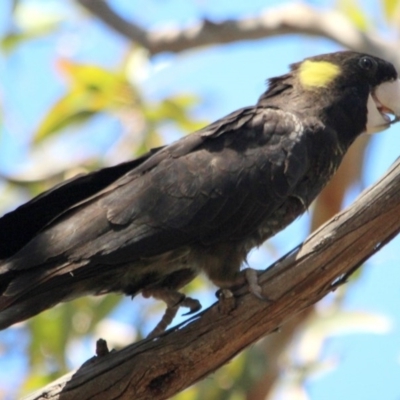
[142,94,206,134]
[33,61,136,142]
[57,59,132,97]
[34,92,98,143]
[1,24,59,54]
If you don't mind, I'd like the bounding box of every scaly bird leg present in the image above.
[142,287,201,338]
[217,268,270,314]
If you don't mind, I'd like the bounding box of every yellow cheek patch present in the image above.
[298,60,341,89]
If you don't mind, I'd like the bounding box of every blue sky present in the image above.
[0,1,400,399]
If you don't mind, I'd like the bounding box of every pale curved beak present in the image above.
[366,79,400,134]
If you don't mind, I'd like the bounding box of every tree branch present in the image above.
[76,0,396,61]
[24,156,400,399]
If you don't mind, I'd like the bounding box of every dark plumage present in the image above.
[0,51,399,333]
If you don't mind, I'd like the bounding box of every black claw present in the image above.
[182,308,197,316]
[181,298,202,315]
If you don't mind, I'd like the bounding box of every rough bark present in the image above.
[24,157,400,400]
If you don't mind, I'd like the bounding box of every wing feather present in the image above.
[0,107,310,296]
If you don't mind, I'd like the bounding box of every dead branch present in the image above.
[76,0,396,62]
[23,156,400,400]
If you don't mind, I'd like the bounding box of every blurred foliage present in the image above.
[1,23,59,54]
[22,294,123,392]
[1,0,63,53]
[0,1,396,400]
[382,0,400,22]
[33,59,137,142]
